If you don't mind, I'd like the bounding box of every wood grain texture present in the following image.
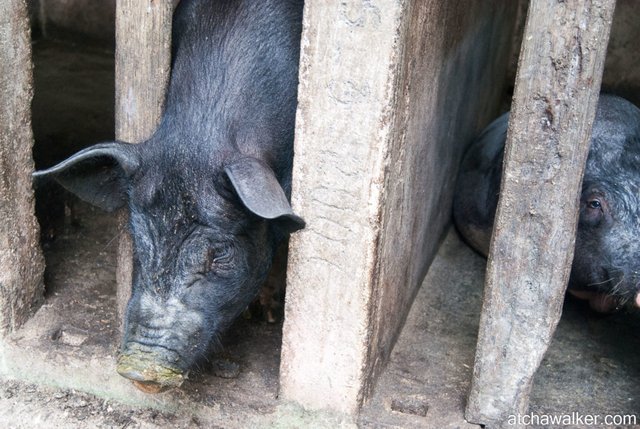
[114,0,172,335]
[280,0,518,414]
[0,0,45,336]
[466,1,617,427]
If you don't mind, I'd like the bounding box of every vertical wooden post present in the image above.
[281,0,519,414]
[466,1,616,427]
[114,0,172,334]
[0,0,45,337]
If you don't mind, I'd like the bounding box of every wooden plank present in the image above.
[280,0,518,414]
[114,0,172,334]
[0,0,45,336]
[465,0,617,427]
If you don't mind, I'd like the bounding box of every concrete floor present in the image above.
[1,37,639,428]
[362,229,640,428]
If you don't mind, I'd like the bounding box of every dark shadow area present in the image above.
[30,34,118,338]
[31,35,115,252]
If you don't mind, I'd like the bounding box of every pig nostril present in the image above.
[117,368,147,382]
[116,364,169,393]
[116,350,185,393]
[132,380,166,394]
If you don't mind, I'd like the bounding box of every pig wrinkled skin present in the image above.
[453,94,640,313]
[34,0,305,391]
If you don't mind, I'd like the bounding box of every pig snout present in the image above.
[117,293,209,392]
[568,290,621,313]
[572,203,640,313]
[568,278,640,313]
[568,250,640,312]
[117,343,185,393]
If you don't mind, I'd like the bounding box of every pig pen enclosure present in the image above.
[2,0,640,427]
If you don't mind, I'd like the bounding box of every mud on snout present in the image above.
[116,293,212,393]
[116,343,186,393]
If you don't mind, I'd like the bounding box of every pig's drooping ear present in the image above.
[33,142,140,212]
[224,157,305,233]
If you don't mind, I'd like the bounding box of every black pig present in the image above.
[34,0,305,391]
[453,94,640,313]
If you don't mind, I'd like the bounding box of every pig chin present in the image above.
[569,265,640,313]
[116,294,212,392]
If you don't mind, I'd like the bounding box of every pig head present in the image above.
[34,140,304,390]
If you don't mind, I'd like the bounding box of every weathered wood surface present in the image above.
[114,0,172,334]
[0,0,45,336]
[280,0,518,414]
[466,0,617,427]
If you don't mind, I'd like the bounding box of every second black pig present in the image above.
[453,94,640,313]
[34,0,305,391]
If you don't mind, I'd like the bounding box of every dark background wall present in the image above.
[28,0,116,46]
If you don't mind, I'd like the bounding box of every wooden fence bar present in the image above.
[281,0,519,414]
[466,1,617,427]
[114,0,173,332]
[0,0,45,337]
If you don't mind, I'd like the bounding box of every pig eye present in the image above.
[581,195,605,227]
[205,246,232,272]
[587,199,601,210]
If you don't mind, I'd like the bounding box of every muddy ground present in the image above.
[0,380,197,429]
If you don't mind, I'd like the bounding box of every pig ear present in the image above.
[224,157,305,233]
[33,142,140,212]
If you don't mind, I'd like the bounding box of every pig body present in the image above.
[453,94,640,312]
[35,0,304,390]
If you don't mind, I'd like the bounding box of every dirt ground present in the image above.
[0,380,197,429]
[3,36,640,429]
